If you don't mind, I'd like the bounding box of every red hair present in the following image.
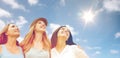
[0,24,19,45]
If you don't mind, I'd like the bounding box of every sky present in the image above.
[0,0,120,58]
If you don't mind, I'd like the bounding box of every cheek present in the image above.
[66,33,70,39]
[35,25,39,30]
[57,31,61,36]
[57,33,60,37]
[35,26,38,30]
[6,30,13,35]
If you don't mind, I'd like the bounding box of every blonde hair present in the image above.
[20,18,50,53]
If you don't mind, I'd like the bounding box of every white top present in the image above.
[51,45,88,58]
[25,47,49,58]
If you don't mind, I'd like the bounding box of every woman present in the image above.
[51,26,88,58]
[20,17,51,58]
[0,23,24,58]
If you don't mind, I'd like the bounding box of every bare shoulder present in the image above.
[0,45,2,53]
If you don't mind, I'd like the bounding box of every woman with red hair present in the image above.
[0,23,24,58]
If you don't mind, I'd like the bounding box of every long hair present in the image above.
[51,26,75,48]
[0,23,19,45]
[20,17,50,53]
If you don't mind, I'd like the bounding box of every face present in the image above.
[57,27,70,41]
[35,20,46,32]
[6,24,20,37]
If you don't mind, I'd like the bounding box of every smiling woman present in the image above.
[20,17,50,58]
[0,23,24,58]
[51,26,89,58]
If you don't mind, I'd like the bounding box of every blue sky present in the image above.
[0,0,120,58]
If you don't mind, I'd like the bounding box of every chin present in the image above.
[60,35,67,38]
[14,33,20,36]
[38,29,45,31]
[41,30,45,32]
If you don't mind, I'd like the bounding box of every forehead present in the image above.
[9,24,16,27]
[9,24,16,26]
[37,20,45,23]
[37,20,44,22]
[60,27,69,30]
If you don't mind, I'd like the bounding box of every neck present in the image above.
[55,37,66,53]
[6,36,18,47]
[34,31,43,43]
[33,31,44,49]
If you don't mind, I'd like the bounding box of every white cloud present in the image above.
[49,23,61,33]
[115,32,120,38]
[16,16,28,28]
[48,23,60,38]
[83,39,88,43]
[78,0,120,18]
[0,8,11,18]
[87,46,101,56]
[6,19,15,24]
[2,0,27,11]
[92,51,101,56]
[75,38,80,42]
[86,46,101,56]
[86,46,93,50]
[17,37,24,43]
[95,8,104,14]
[103,0,120,12]
[28,0,39,6]
[4,16,27,28]
[0,20,5,31]
[86,46,102,50]
[95,51,101,54]
[66,25,78,35]
[49,23,77,35]
[75,38,88,44]
[48,23,78,39]
[110,49,119,54]
[60,0,66,6]
[74,38,88,45]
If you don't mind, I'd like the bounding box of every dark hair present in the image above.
[51,26,75,48]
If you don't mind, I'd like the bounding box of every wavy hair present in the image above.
[20,17,50,53]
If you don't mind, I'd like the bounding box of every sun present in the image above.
[82,10,95,24]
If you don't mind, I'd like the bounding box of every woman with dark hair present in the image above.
[20,17,51,58]
[51,26,88,58]
[0,23,24,58]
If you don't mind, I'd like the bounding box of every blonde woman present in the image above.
[0,23,24,58]
[51,26,89,58]
[20,17,51,58]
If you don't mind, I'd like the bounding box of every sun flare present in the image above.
[82,10,95,24]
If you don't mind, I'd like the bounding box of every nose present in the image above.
[64,29,68,32]
[15,26,19,30]
[42,24,46,27]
